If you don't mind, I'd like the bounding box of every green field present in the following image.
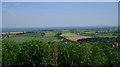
[9,32,43,37]
[4,31,58,43]
[2,27,120,66]
[2,27,119,43]
[6,37,57,43]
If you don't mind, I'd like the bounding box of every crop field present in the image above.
[60,33,92,41]
[6,37,40,43]
[10,32,43,37]
[6,37,58,43]
[2,27,120,67]
[2,27,119,43]
[1,2,119,66]
[44,32,56,37]
[3,31,58,43]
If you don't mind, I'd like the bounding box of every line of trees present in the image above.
[77,37,120,47]
[2,39,120,67]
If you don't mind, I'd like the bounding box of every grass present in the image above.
[3,28,118,43]
[13,33,43,37]
[80,34,95,36]
[6,37,40,43]
[41,37,57,42]
[3,31,58,43]
[5,36,58,43]
[44,32,56,37]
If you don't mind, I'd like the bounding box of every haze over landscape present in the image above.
[1,2,120,67]
[2,2,118,28]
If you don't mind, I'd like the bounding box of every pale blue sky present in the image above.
[0,2,2,29]
[2,2,118,28]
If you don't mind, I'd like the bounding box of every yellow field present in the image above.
[0,32,23,34]
[60,33,92,41]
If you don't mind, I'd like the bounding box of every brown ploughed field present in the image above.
[60,33,92,41]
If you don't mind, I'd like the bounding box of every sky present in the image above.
[2,2,118,28]
[1,0,119,2]
[0,2,2,29]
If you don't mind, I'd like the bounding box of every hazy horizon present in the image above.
[2,2,118,28]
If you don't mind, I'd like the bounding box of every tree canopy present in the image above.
[2,39,120,67]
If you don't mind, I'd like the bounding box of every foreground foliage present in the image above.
[2,39,120,67]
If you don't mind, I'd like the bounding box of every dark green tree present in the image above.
[2,40,20,66]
